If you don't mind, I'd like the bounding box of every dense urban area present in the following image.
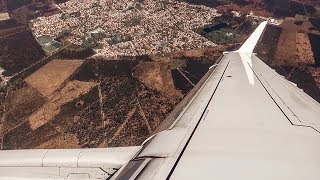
[0,0,319,149]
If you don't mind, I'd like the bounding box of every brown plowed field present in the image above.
[133,61,183,97]
[25,59,84,97]
[28,80,96,130]
[274,29,298,65]
[296,33,314,64]
[1,83,46,135]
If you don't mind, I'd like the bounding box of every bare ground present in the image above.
[133,61,183,97]
[35,133,80,149]
[1,83,46,135]
[274,29,298,65]
[25,59,84,97]
[28,80,96,130]
[0,46,227,149]
[296,33,314,64]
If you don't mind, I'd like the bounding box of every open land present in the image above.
[0,45,231,149]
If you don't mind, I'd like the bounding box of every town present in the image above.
[31,0,219,58]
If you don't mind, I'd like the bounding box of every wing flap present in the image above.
[251,55,320,132]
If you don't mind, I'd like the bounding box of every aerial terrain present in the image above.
[0,0,319,149]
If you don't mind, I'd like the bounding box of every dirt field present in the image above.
[0,45,229,149]
[3,120,60,149]
[35,133,80,149]
[296,33,314,64]
[107,109,149,147]
[133,61,183,97]
[28,80,96,130]
[0,13,10,21]
[25,59,84,97]
[260,17,317,66]
[1,83,46,134]
[274,29,298,65]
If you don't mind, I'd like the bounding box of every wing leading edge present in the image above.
[112,21,320,180]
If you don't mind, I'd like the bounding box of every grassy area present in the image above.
[195,22,242,44]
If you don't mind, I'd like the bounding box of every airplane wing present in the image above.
[0,21,320,180]
[0,147,141,179]
[110,21,320,180]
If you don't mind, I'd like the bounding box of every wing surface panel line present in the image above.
[165,60,231,179]
[248,61,320,134]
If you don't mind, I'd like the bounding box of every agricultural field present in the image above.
[25,59,84,97]
[0,45,231,149]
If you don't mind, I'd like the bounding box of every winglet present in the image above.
[236,21,268,54]
[235,21,268,85]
